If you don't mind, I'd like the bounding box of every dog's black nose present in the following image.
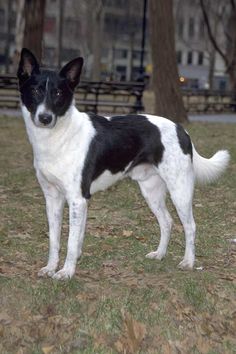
[38,113,53,125]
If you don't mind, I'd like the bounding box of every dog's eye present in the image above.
[31,88,41,97]
[55,89,62,97]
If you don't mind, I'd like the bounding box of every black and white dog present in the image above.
[17,48,229,280]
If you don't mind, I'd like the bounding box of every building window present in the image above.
[104,13,130,36]
[178,18,184,38]
[116,65,126,81]
[131,67,140,81]
[0,54,6,64]
[188,17,195,38]
[62,48,80,62]
[115,49,128,59]
[189,78,199,89]
[198,51,204,65]
[187,51,193,65]
[199,19,205,39]
[219,80,226,91]
[44,17,56,33]
[176,50,182,64]
[132,50,144,61]
[10,11,16,31]
[64,19,80,38]
[44,47,56,66]
[0,9,5,30]
[102,47,109,59]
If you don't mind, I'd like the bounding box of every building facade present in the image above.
[174,0,228,90]
[0,0,230,89]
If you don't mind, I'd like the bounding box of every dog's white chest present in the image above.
[36,155,72,185]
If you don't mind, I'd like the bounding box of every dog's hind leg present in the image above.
[138,174,173,260]
[164,170,196,269]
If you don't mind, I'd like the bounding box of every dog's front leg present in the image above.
[53,197,87,280]
[37,173,65,277]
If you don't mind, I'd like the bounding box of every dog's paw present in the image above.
[178,259,194,270]
[38,266,56,278]
[52,268,74,280]
[145,251,165,260]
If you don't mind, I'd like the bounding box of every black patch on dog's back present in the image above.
[176,124,192,159]
[81,114,165,199]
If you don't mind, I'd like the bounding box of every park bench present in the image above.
[0,74,145,114]
[1,74,235,114]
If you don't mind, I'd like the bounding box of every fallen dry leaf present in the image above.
[122,230,133,237]
[16,349,25,354]
[115,311,146,353]
[135,236,146,242]
[0,312,11,325]
[42,345,55,354]
[196,336,213,354]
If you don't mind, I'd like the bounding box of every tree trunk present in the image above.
[228,65,236,110]
[5,0,12,73]
[200,0,236,93]
[15,0,25,52]
[57,0,64,68]
[208,49,216,90]
[148,0,187,122]
[127,33,134,81]
[92,1,104,81]
[23,0,46,62]
[226,6,236,110]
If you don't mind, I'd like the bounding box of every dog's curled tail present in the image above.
[192,145,230,184]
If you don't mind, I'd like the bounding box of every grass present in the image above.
[0,115,236,353]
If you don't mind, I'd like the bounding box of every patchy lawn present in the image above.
[0,116,235,354]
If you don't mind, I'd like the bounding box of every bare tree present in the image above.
[200,0,236,92]
[174,0,222,90]
[73,0,144,80]
[23,0,46,61]
[91,0,105,80]
[149,0,187,122]
[15,0,25,51]
[72,0,105,80]
[13,0,26,73]
[4,0,13,72]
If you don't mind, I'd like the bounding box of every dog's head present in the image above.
[17,48,83,128]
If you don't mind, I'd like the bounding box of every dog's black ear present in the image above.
[17,48,40,84]
[59,57,84,90]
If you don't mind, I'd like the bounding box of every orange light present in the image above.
[179,76,185,83]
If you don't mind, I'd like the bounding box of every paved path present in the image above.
[189,113,236,124]
[1,108,236,124]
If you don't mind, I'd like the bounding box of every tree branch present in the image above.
[199,0,229,66]
[230,0,236,11]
